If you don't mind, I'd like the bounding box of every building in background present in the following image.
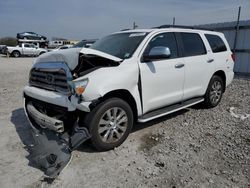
[49,37,79,48]
[199,20,250,76]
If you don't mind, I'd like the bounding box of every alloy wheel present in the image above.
[209,81,222,105]
[98,107,128,143]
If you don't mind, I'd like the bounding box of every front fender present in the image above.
[80,62,142,115]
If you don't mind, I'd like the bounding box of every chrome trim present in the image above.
[32,62,73,81]
[30,62,74,94]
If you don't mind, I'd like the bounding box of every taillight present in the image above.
[231,53,236,62]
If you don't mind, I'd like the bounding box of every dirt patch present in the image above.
[139,133,165,151]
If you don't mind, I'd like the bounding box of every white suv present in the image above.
[24,26,234,152]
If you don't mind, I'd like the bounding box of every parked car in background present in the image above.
[48,40,64,48]
[7,43,47,57]
[50,45,73,51]
[17,32,47,41]
[0,45,7,54]
[72,39,97,48]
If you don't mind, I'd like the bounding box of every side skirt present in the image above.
[138,97,204,123]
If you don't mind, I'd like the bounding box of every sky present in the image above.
[0,0,250,40]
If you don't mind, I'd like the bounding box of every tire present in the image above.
[84,98,133,151]
[12,51,20,58]
[204,75,224,108]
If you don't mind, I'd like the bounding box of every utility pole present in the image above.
[173,17,175,26]
[233,6,241,53]
[133,22,138,29]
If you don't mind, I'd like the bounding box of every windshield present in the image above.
[90,32,148,59]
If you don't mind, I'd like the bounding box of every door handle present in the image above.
[207,59,214,63]
[175,63,185,68]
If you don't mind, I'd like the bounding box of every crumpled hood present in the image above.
[34,48,122,70]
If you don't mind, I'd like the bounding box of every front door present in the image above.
[23,44,34,55]
[139,32,185,114]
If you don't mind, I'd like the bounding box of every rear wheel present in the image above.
[12,51,20,58]
[84,98,133,151]
[204,75,224,108]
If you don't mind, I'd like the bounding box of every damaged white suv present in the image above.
[24,26,234,155]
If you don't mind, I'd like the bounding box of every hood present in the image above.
[79,48,122,62]
[34,48,122,70]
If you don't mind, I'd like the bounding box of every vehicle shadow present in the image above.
[77,108,189,153]
[11,108,34,146]
[11,107,189,154]
[0,54,37,58]
[10,108,38,169]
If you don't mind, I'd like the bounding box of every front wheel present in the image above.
[204,75,224,108]
[84,98,133,151]
[12,51,20,58]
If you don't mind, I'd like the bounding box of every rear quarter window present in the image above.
[205,34,227,53]
[179,33,207,57]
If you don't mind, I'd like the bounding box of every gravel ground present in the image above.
[0,55,249,188]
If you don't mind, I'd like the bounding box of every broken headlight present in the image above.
[73,78,88,96]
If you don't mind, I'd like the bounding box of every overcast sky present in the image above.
[0,0,250,40]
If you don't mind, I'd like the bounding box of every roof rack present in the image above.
[153,25,214,31]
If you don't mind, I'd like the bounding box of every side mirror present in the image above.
[143,46,171,62]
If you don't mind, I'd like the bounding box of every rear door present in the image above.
[177,32,215,100]
[205,33,232,72]
[139,32,185,114]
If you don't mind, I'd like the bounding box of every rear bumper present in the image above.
[226,71,234,87]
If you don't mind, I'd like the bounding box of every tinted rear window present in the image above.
[205,34,227,53]
[180,33,206,57]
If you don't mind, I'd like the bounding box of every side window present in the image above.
[144,32,178,59]
[180,33,206,57]
[24,44,30,48]
[205,34,227,53]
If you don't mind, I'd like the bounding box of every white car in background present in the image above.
[51,45,73,51]
[7,43,47,57]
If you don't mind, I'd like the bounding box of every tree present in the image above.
[0,37,17,46]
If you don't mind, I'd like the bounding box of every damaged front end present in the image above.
[23,48,122,178]
[24,97,91,178]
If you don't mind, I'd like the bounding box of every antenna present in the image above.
[173,17,176,26]
[133,22,138,29]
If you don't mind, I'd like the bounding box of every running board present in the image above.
[138,97,204,123]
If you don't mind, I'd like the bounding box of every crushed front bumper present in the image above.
[24,85,92,112]
[23,97,91,178]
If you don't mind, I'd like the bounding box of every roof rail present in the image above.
[153,25,214,31]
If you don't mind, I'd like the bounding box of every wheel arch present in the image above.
[11,50,21,57]
[39,51,46,56]
[213,70,226,92]
[90,89,138,122]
